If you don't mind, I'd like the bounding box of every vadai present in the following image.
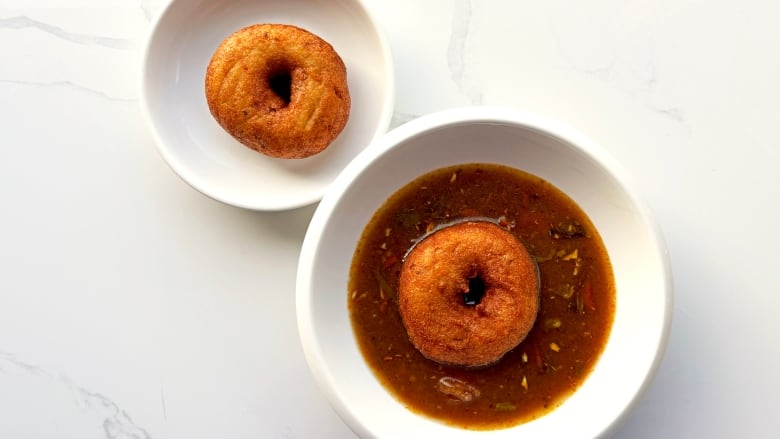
[205,24,351,159]
[398,220,540,368]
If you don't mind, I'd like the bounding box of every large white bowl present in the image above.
[297,107,673,438]
[140,0,394,210]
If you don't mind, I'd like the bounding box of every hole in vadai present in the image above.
[267,69,292,106]
[463,276,486,306]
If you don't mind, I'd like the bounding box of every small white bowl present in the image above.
[140,0,394,210]
[297,107,673,438]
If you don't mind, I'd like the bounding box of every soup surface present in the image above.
[348,163,615,429]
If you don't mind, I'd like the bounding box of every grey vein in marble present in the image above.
[0,79,135,103]
[0,16,133,50]
[570,57,686,124]
[447,0,482,104]
[139,0,153,22]
[546,13,686,126]
[390,111,420,129]
[82,389,152,439]
[642,45,686,124]
[0,351,152,439]
[159,384,168,421]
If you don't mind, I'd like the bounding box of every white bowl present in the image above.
[297,107,673,438]
[140,0,394,210]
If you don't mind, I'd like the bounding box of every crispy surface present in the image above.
[205,24,350,159]
[399,221,540,368]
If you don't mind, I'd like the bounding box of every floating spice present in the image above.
[437,377,480,402]
[550,222,589,239]
[552,283,575,299]
[494,402,517,411]
[373,269,394,301]
[544,317,562,331]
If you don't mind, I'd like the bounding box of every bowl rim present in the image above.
[296,106,674,437]
[138,0,396,211]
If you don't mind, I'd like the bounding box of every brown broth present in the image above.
[348,163,615,430]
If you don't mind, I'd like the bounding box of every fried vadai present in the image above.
[398,220,540,368]
[205,24,351,159]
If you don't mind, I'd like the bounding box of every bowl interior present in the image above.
[297,108,671,438]
[141,0,393,210]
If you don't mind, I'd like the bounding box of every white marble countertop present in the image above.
[2,0,779,438]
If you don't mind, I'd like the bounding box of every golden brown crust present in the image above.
[398,221,540,368]
[205,24,350,159]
